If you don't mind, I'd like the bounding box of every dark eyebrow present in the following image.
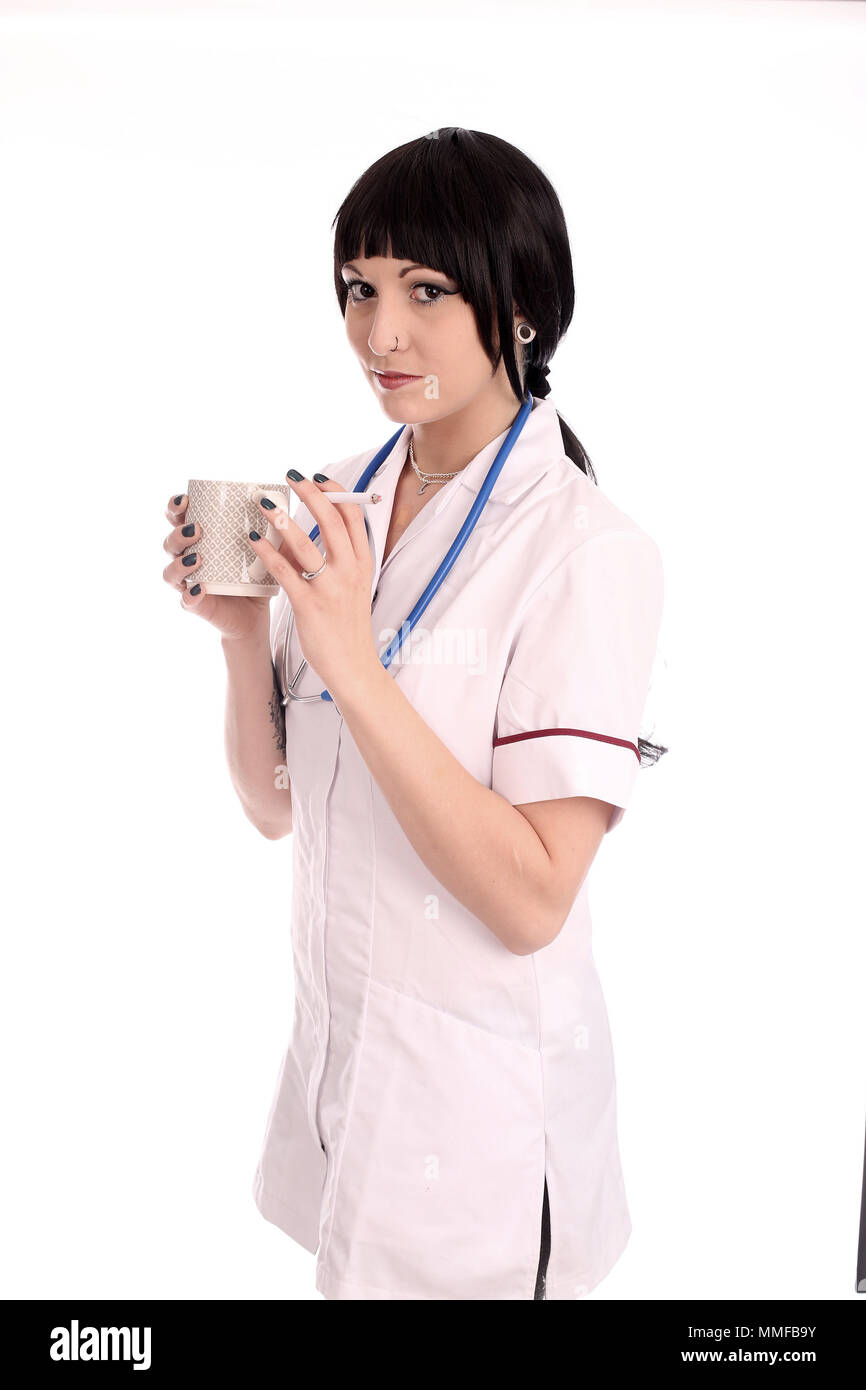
[341,262,449,280]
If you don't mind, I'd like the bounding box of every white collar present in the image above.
[379,396,566,514]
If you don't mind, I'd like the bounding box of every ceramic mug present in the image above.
[181,479,292,596]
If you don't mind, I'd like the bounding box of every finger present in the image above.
[162,548,201,592]
[163,517,200,558]
[179,578,206,610]
[258,493,332,576]
[309,473,370,567]
[247,527,307,604]
[284,471,353,564]
[165,492,188,525]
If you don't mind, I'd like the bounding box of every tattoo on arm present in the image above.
[269,660,287,757]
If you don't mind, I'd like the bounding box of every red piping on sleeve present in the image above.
[492,727,641,762]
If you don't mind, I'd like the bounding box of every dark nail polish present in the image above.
[181,523,195,537]
[189,583,201,596]
[286,469,305,482]
[313,473,329,483]
[182,553,197,567]
[260,497,276,510]
[249,530,260,541]
[173,495,183,505]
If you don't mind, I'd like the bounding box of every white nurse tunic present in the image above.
[251,397,664,1300]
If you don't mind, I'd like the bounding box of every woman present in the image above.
[162,128,666,1301]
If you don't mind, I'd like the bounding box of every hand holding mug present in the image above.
[162,479,290,642]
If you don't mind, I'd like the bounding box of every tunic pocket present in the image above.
[318,978,545,1300]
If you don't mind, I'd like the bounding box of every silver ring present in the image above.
[301,554,327,581]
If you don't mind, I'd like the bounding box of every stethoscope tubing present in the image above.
[282,393,535,705]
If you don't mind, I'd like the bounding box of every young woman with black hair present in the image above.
[163,127,666,1300]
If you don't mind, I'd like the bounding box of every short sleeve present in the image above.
[491,530,664,833]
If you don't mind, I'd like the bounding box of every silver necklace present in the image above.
[408,434,460,495]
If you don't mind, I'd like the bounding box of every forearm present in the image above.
[221,628,292,839]
[333,660,558,955]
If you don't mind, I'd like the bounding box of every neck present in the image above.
[408,383,527,477]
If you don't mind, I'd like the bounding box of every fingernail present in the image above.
[286,469,305,482]
[181,523,195,537]
[260,497,276,510]
[173,494,184,505]
[189,583,201,596]
[182,553,197,567]
[313,473,329,483]
[249,530,260,541]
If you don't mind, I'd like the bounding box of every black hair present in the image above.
[331,127,667,768]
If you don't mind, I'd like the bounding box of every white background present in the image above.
[1,0,864,1300]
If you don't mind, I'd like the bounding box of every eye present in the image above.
[344,277,375,303]
[411,283,449,306]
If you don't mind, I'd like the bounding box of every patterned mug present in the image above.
[182,478,292,597]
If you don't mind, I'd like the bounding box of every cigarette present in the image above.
[316,491,382,505]
[266,489,382,520]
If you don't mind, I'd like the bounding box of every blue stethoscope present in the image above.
[280,393,535,705]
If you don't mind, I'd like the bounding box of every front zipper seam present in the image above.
[316,735,378,1277]
[308,718,343,1149]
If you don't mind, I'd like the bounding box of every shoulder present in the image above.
[520,453,663,591]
